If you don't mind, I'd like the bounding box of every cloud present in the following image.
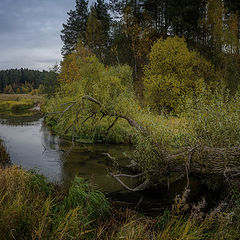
[0,0,75,70]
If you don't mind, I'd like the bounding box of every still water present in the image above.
[0,112,134,193]
[0,112,223,214]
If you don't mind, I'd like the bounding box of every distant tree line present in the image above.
[0,68,57,94]
[61,0,240,91]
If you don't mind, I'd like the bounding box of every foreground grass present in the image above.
[0,166,110,239]
[0,165,240,239]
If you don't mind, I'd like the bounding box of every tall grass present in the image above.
[0,166,109,239]
[183,89,240,147]
[1,166,240,239]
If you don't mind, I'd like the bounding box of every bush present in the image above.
[44,52,140,144]
[143,36,218,113]
[183,88,240,147]
[63,177,110,220]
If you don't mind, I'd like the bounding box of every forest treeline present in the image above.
[42,0,240,191]
[0,68,57,95]
[61,0,240,90]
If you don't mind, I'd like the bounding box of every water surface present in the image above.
[0,112,133,193]
[0,112,224,214]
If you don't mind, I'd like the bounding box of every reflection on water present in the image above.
[0,113,134,193]
[0,112,225,214]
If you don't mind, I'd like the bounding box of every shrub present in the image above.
[183,88,240,147]
[143,36,218,113]
[44,53,139,144]
[63,177,110,220]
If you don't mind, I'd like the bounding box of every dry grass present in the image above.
[0,93,43,102]
[0,166,240,239]
[0,166,110,239]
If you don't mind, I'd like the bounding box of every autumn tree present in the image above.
[123,6,153,81]
[58,41,92,86]
[143,36,217,112]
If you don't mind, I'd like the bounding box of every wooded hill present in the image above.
[0,68,50,94]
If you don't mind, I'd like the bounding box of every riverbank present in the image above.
[1,120,240,239]
[0,164,240,239]
[0,94,43,113]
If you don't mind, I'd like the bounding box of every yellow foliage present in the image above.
[143,36,217,112]
[58,41,92,85]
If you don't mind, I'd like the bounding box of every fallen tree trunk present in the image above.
[48,95,240,191]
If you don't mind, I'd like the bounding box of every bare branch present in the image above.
[82,95,101,106]
[110,173,150,191]
[112,173,144,178]
[82,112,97,124]
[106,117,119,135]
[81,95,148,136]
[57,102,76,122]
[102,153,115,160]
[61,101,76,106]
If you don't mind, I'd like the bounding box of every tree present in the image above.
[0,69,47,93]
[58,41,92,85]
[4,85,15,94]
[124,7,153,79]
[61,0,89,55]
[86,8,106,62]
[86,0,111,63]
[42,65,60,97]
[143,36,217,112]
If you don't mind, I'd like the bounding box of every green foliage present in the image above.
[45,51,140,144]
[183,88,240,147]
[63,177,109,220]
[0,68,50,93]
[42,65,59,97]
[3,85,15,94]
[0,166,110,239]
[86,0,111,64]
[61,0,89,55]
[0,99,34,112]
[143,36,217,113]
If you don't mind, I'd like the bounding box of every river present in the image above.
[0,112,134,193]
[0,111,223,214]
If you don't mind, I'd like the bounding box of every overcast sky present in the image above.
[0,0,77,71]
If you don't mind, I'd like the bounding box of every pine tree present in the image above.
[86,0,111,63]
[61,0,89,55]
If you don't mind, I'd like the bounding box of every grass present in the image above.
[0,166,110,240]
[0,93,42,102]
[0,99,35,112]
[0,93,44,113]
[0,156,239,239]
[0,141,10,167]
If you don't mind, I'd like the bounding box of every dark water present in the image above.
[0,112,134,193]
[0,112,224,214]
